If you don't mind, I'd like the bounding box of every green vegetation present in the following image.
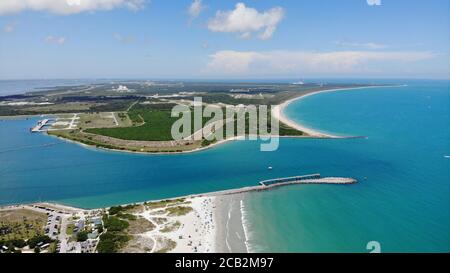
[76,231,88,242]
[160,221,181,233]
[103,215,129,232]
[125,217,155,234]
[109,206,125,215]
[0,209,47,241]
[165,206,193,217]
[27,235,52,249]
[84,104,303,142]
[109,205,139,220]
[96,232,130,253]
[97,213,130,253]
[116,213,137,221]
[48,242,58,253]
[155,237,177,253]
[145,198,187,209]
[201,138,217,147]
[86,105,179,141]
[66,223,75,235]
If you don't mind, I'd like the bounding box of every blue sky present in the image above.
[0,0,449,79]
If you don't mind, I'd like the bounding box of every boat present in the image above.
[268,166,273,170]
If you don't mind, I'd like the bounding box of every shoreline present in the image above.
[273,85,406,138]
[0,175,357,253]
[1,84,397,155]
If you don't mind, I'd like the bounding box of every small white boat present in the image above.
[268,166,273,170]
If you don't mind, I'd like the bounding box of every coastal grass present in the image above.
[120,235,154,253]
[125,217,156,234]
[155,237,177,253]
[159,221,181,233]
[145,198,187,210]
[0,209,47,241]
[48,129,203,153]
[165,206,193,217]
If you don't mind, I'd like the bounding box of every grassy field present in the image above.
[84,103,304,142]
[0,209,47,241]
[86,109,177,141]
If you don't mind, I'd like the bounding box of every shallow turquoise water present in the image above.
[0,80,449,252]
[244,80,450,252]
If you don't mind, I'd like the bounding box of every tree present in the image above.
[77,231,88,242]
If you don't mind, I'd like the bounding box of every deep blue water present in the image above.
[0,80,449,252]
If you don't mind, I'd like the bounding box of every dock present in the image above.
[30,119,50,133]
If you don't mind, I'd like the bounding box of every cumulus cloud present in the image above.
[0,0,146,15]
[188,0,205,20]
[44,35,66,45]
[367,0,382,6]
[335,41,387,50]
[206,50,436,75]
[207,3,285,40]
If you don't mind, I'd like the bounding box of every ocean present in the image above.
[243,80,450,252]
[0,80,449,252]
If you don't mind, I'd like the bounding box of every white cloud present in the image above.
[207,3,285,40]
[367,0,382,6]
[44,35,66,45]
[335,41,387,50]
[188,0,205,20]
[0,0,146,15]
[206,50,436,75]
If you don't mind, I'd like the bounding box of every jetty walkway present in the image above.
[202,173,357,197]
[30,119,50,132]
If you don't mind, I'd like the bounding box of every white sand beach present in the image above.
[213,194,249,253]
[125,196,218,253]
[272,85,403,138]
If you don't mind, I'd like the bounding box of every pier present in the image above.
[30,119,50,133]
[202,174,357,197]
[259,174,321,186]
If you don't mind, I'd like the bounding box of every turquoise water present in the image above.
[244,80,450,252]
[0,80,449,252]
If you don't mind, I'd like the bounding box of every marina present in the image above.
[30,119,50,132]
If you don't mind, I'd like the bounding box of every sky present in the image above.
[0,0,449,80]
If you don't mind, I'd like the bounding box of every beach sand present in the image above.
[214,194,248,253]
[133,196,217,253]
[272,85,402,138]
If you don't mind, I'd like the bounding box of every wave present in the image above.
[240,199,254,253]
[224,200,233,253]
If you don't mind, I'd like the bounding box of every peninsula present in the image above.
[1,81,378,154]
